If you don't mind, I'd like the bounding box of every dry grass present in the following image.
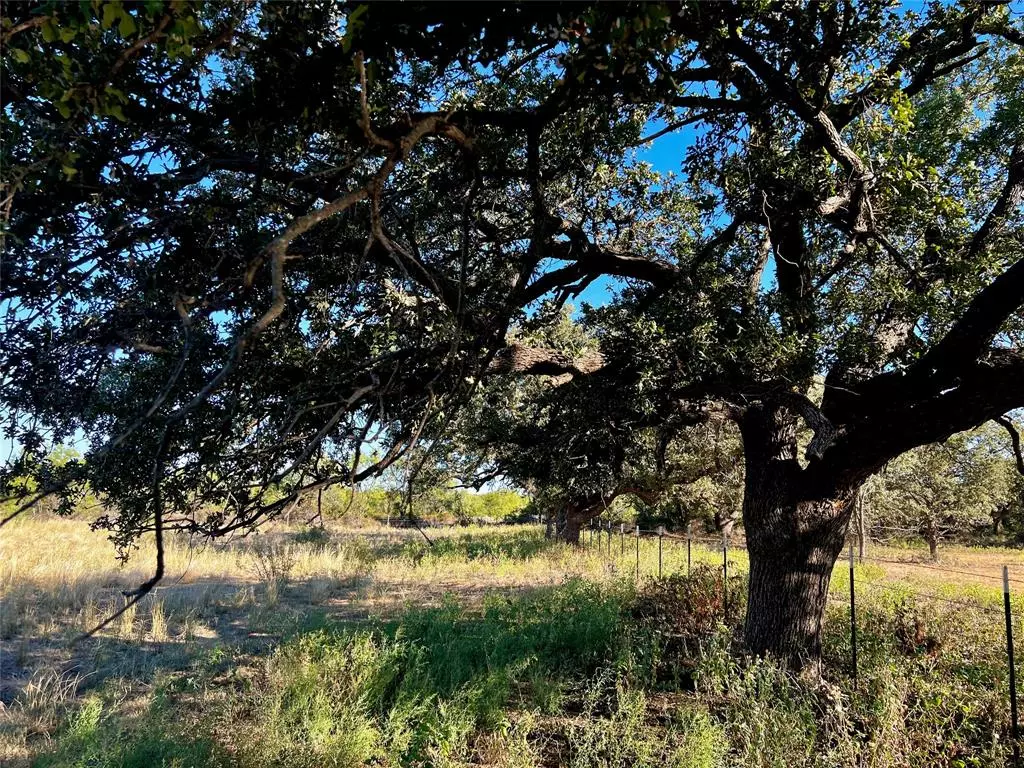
[3,516,1019,647]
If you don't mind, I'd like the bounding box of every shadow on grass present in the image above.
[1,569,376,710]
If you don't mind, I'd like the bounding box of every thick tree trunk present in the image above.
[739,405,860,671]
[557,494,613,544]
[714,508,736,538]
[744,497,851,669]
[560,514,583,544]
[926,529,939,560]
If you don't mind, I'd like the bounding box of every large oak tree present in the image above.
[3,1,1023,668]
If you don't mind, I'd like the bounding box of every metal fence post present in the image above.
[1005,565,1020,765]
[620,523,624,555]
[687,523,692,576]
[607,521,612,557]
[849,544,858,688]
[635,526,640,580]
[658,526,664,578]
[722,532,729,617]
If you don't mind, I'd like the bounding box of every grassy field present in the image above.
[2,516,1023,767]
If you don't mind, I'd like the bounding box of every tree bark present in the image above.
[743,498,851,670]
[714,508,737,538]
[560,513,584,545]
[925,523,939,561]
[739,404,859,671]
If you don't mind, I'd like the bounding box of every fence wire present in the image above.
[584,522,1019,617]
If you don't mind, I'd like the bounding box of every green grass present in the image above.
[33,692,221,768]
[232,579,634,767]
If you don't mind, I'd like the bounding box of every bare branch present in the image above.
[109,14,172,77]
[913,255,1024,378]
[995,415,1024,476]
[967,143,1024,259]
[0,15,48,44]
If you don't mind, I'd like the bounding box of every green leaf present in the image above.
[59,26,78,43]
[41,19,58,42]
[55,101,72,119]
[101,2,120,30]
[180,15,201,38]
[10,48,30,64]
[118,11,136,38]
[62,165,78,179]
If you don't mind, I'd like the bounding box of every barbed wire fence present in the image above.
[582,519,1023,763]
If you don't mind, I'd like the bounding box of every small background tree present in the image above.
[864,424,1019,558]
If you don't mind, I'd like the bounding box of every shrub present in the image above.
[630,567,746,686]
